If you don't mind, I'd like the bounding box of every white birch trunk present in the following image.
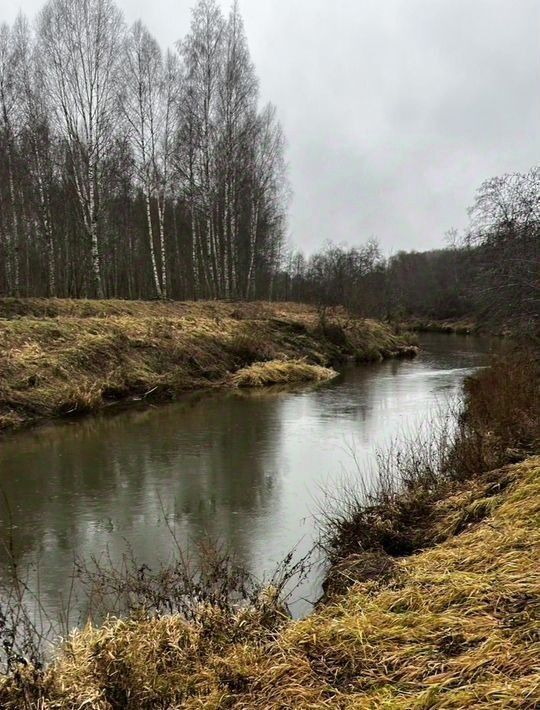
[145,191,162,298]
[157,195,167,299]
[88,158,104,299]
[229,180,238,296]
[34,151,55,296]
[223,181,230,298]
[246,200,259,299]
[191,204,199,299]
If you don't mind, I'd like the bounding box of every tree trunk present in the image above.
[88,160,104,299]
[145,191,162,298]
[157,195,167,299]
[191,203,199,299]
[7,151,20,297]
[246,200,259,299]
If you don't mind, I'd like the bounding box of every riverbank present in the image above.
[0,299,416,433]
[1,454,538,707]
[0,343,538,707]
[397,316,523,337]
[398,316,477,334]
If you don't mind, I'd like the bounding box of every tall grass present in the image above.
[319,348,540,581]
[230,359,337,387]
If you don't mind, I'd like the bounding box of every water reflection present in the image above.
[0,334,499,620]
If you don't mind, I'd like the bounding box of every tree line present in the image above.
[1,0,537,332]
[279,167,539,333]
[0,0,288,300]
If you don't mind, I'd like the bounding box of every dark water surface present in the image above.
[0,334,499,622]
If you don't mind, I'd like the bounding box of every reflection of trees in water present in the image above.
[306,360,398,427]
[0,390,286,615]
[0,335,496,620]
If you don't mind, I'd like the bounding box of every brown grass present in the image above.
[230,359,337,387]
[1,457,538,708]
[398,317,477,335]
[0,299,415,432]
[320,349,540,569]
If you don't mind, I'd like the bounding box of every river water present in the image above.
[0,334,499,624]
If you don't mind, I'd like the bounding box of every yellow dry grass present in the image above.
[230,359,337,387]
[0,299,414,432]
[1,458,538,708]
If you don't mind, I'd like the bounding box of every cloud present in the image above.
[4,0,540,254]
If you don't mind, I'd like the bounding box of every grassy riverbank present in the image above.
[0,349,538,708]
[1,308,538,708]
[1,454,538,708]
[398,316,524,337]
[0,299,416,433]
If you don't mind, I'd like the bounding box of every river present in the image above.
[0,333,499,627]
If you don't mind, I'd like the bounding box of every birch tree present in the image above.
[217,0,258,297]
[0,22,22,295]
[38,0,124,298]
[180,0,225,297]
[245,103,287,298]
[155,50,181,299]
[122,21,164,298]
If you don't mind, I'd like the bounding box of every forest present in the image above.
[0,0,288,301]
[1,0,538,338]
[284,168,540,334]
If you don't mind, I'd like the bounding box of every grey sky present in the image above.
[4,0,540,254]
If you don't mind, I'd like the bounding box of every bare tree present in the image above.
[122,21,166,298]
[38,0,124,298]
[0,21,22,295]
[179,0,225,297]
[13,14,57,296]
[469,169,540,330]
[217,0,258,297]
[155,50,181,299]
[245,104,287,299]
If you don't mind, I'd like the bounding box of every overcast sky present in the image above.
[4,0,540,255]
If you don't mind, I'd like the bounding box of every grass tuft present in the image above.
[230,359,337,387]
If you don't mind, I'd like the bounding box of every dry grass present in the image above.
[459,350,540,470]
[320,349,540,569]
[230,359,337,387]
[1,457,538,708]
[0,299,415,432]
[0,346,537,708]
